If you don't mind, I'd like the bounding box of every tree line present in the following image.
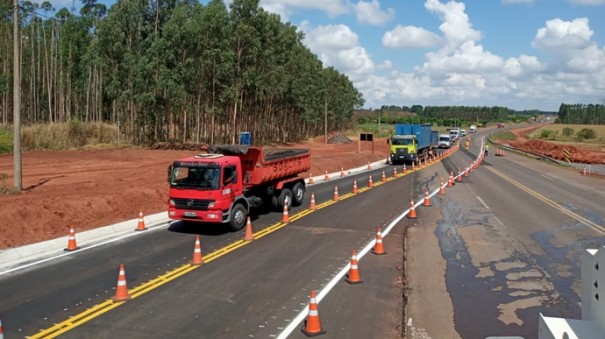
[557,103,605,125]
[0,0,364,146]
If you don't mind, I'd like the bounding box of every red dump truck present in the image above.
[167,145,311,231]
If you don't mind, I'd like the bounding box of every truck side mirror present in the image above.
[386,139,390,144]
[167,165,172,183]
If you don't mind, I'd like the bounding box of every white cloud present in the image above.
[424,0,482,50]
[503,55,545,78]
[383,25,442,48]
[532,18,593,50]
[302,24,374,80]
[422,41,503,73]
[354,0,395,25]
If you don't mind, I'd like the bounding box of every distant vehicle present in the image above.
[460,129,467,137]
[470,125,477,133]
[438,134,452,149]
[449,129,460,140]
[388,124,439,164]
[497,123,505,128]
[167,145,310,231]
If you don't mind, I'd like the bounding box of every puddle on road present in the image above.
[433,196,593,338]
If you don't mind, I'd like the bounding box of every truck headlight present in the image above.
[208,202,215,208]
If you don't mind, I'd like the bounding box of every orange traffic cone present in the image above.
[332,186,339,201]
[447,172,454,187]
[340,167,345,178]
[408,200,417,219]
[372,228,387,255]
[439,178,446,195]
[135,210,147,231]
[64,225,79,251]
[402,164,407,173]
[308,173,314,184]
[457,169,463,182]
[301,290,326,336]
[464,168,469,177]
[368,175,373,187]
[112,264,131,302]
[367,162,371,170]
[324,170,329,181]
[282,204,289,223]
[381,170,386,182]
[411,162,415,171]
[345,250,364,284]
[582,168,588,176]
[423,190,431,207]
[192,235,204,265]
[309,192,317,210]
[352,180,358,194]
[244,217,255,241]
[393,167,398,177]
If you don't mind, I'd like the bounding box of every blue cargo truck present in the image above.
[388,124,438,164]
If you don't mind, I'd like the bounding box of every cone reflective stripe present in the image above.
[345,250,364,284]
[332,186,339,201]
[192,235,204,264]
[368,175,373,187]
[324,170,329,181]
[457,169,463,182]
[340,167,345,177]
[309,192,317,210]
[301,290,326,336]
[423,190,431,207]
[308,173,314,184]
[64,226,79,251]
[135,210,147,231]
[372,228,387,255]
[112,264,131,302]
[282,204,289,223]
[381,171,386,182]
[244,217,255,241]
[407,200,417,219]
[352,180,358,194]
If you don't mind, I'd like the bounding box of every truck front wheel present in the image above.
[277,188,292,211]
[291,182,305,206]
[229,203,247,231]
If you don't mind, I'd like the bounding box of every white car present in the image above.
[460,129,467,137]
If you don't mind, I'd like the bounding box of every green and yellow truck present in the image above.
[388,124,439,165]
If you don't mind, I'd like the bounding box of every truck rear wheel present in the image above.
[277,188,292,211]
[229,203,246,231]
[291,182,305,206]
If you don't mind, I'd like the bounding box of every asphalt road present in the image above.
[406,129,605,338]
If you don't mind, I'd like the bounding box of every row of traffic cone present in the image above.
[495,149,506,156]
[64,210,150,251]
[302,227,387,336]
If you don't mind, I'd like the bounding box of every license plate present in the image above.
[184,211,197,217]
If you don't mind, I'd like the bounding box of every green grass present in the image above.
[491,131,516,141]
[0,126,12,153]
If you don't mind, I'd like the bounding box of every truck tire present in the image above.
[291,182,305,206]
[277,188,292,211]
[229,203,246,231]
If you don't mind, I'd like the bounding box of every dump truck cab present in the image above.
[389,135,418,163]
[168,154,247,230]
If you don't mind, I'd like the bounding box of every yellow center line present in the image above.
[29,159,449,338]
[486,167,605,235]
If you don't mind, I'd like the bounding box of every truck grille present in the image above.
[172,198,214,210]
[396,148,409,155]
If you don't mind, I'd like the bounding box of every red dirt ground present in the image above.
[0,136,391,250]
[498,125,605,164]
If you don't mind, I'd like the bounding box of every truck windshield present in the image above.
[170,166,220,189]
[439,136,450,142]
[391,138,414,146]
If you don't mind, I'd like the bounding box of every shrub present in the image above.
[576,128,597,140]
[539,129,557,140]
[562,127,574,137]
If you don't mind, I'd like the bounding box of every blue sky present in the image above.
[50,0,605,111]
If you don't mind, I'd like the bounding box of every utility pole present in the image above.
[13,0,22,191]
[324,97,327,144]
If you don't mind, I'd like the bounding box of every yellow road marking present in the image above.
[486,167,605,235]
[29,157,450,338]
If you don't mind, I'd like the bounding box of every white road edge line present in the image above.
[476,196,489,209]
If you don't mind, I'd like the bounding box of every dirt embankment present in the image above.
[495,125,605,165]
[0,135,391,250]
